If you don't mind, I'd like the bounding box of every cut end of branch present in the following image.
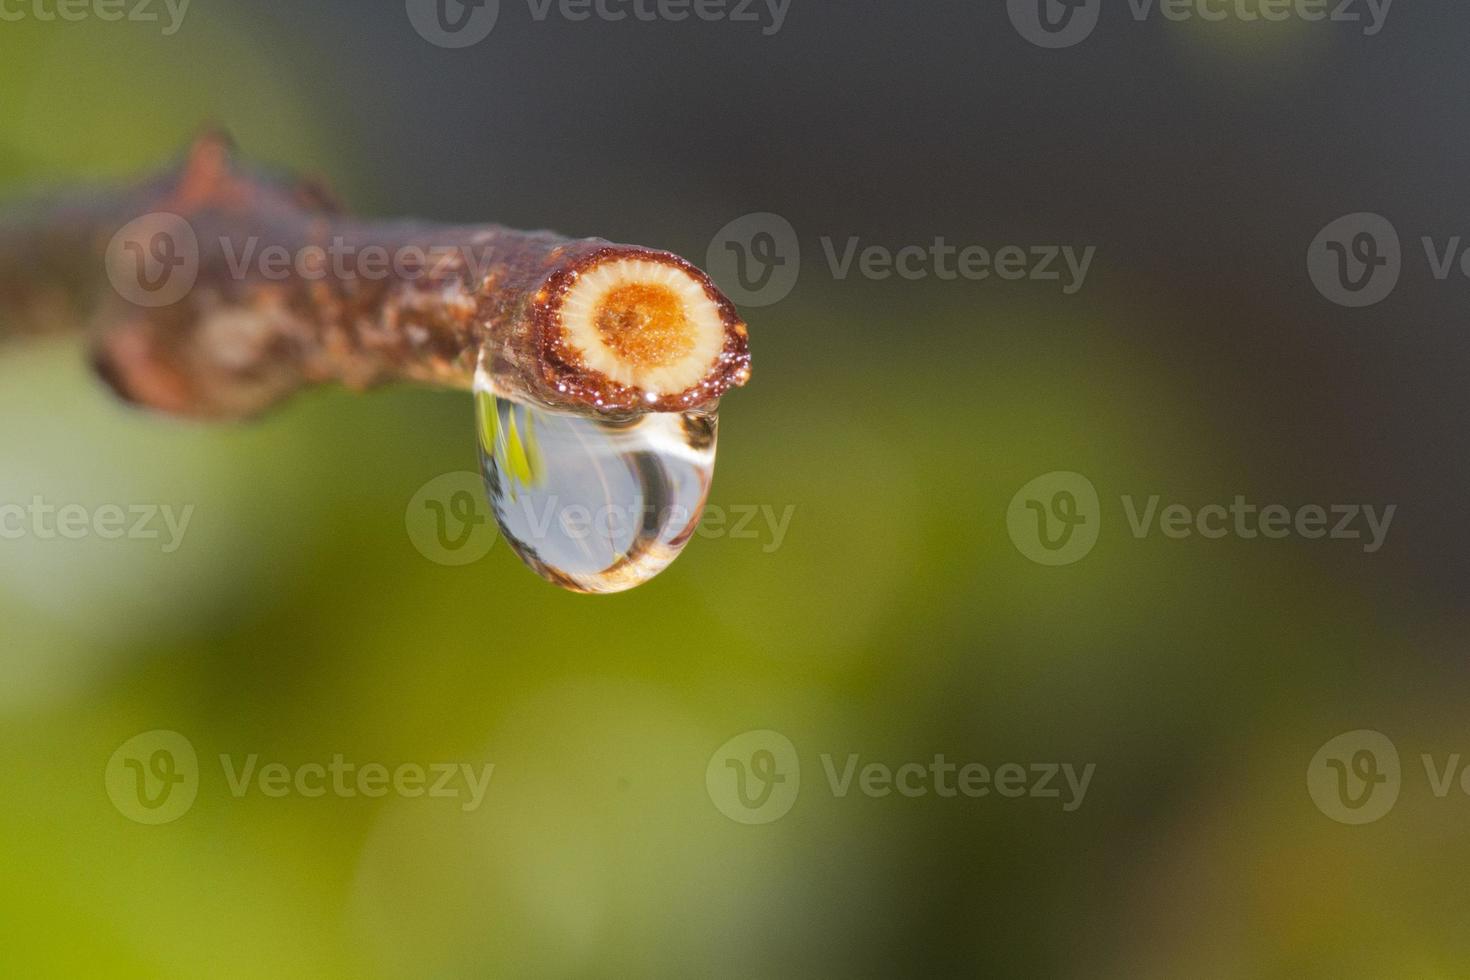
[539,249,751,414]
[560,257,726,396]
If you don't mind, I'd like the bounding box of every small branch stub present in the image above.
[0,133,751,421]
[516,247,751,414]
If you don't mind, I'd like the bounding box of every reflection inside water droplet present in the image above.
[475,374,717,594]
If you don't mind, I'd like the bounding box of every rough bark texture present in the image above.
[0,132,751,420]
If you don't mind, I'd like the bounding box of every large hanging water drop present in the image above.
[475,380,718,594]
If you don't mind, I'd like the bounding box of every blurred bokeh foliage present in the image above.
[4,2,1470,978]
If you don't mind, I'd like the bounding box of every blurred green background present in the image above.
[4,2,1470,977]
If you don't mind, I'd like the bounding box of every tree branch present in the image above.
[0,132,751,420]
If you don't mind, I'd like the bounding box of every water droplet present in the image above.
[475,378,717,594]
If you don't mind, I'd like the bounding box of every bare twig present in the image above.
[0,132,751,420]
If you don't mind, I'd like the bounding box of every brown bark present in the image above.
[0,132,751,420]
